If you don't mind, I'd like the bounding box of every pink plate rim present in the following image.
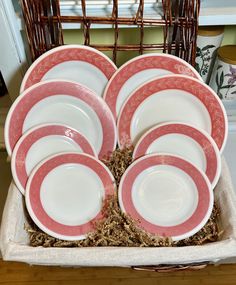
[11,123,97,195]
[132,122,221,189]
[25,152,116,241]
[20,44,117,93]
[5,80,117,159]
[118,153,214,241]
[117,74,228,153]
[103,53,202,119]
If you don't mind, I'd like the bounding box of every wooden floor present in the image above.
[1,260,236,285]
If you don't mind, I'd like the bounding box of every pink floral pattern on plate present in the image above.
[133,123,218,185]
[119,154,212,238]
[7,81,116,159]
[22,46,117,91]
[27,153,115,238]
[104,54,200,118]
[14,124,96,194]
[117,75,226,152]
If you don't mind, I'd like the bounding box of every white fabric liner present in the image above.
[1,157,236,267]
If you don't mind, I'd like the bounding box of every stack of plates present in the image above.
[5,45,228,241]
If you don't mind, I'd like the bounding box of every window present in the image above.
[59,0,162,18]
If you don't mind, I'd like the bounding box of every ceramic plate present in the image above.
[20,45,117,96]
[25,152,116,240]
[5,80,117,159]
[118,154,213,241]
[103,53,202,118]
[11,124,96,195]
[117,74,228,152]
[133,122,221,189]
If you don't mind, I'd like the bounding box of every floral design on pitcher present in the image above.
[225,65,236,84]
[195,45,215,77]
[215,65,236,99]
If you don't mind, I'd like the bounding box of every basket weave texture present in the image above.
[20,0,200,65]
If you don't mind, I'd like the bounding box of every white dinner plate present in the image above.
[117,74,228,152]
[118,154,213,241]
[133,122,221,189]
[25,152,116,240]
[12,124,96,195]
[20,45,117,96]
[5,80,117,159]
[103,53,202,119]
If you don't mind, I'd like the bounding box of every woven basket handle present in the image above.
[132,262,209,273]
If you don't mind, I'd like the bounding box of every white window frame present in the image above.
[58,0,236,27]
[0,0,28,101]
[59,0,163,29]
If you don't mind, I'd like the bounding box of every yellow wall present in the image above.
[64,26,236,66]
[222,26,236,44]
[64,27,164,66]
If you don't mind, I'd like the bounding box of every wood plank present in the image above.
[1,260,236,285]
[4,280,236,285]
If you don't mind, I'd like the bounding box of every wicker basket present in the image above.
[20,0,200,66]
[5,0,214,272]
[1,158,236,269]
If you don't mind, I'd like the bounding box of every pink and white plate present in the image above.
[133,122,221,188]
[20,44,117,96]
[11,124,96,195]
[103,53,202,119]
[117,74,228,152]
[25,152,116,240]
[118,154,214,241]
[5,80,117,159]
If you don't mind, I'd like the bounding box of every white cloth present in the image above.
[1,158,236,266]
